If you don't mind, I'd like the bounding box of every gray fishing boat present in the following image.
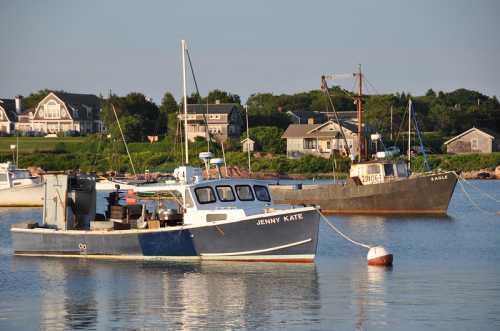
[270,159,457,214]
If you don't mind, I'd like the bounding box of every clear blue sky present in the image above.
[1,0,499,104]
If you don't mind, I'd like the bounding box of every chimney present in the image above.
[14,95,22,114]
[308,117,315,125]
[215,99,220,105]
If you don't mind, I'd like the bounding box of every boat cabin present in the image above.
[0,162,40,189]
[349,160,410,185]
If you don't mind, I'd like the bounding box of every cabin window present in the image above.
[396,163,408,177]
[0,173,7,182]
[194,186,216,204]
[235,185,254,201]
[216,185,235,202]
[383,164,394,176]
[254,185,271,202]
[367,164,380,175]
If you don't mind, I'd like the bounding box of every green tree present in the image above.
[242,126,285,153]
[101,93,159,142]
[159,92,178,136]
[204,89,241,104]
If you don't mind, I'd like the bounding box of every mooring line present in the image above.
[457,173,500,204]
[319,212,371,249]
[452,172,498,215]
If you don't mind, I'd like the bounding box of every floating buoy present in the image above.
[367,246,393,266]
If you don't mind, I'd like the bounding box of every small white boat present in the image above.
[0,162,43,207]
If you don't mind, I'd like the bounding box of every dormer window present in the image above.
[45,101,60,119]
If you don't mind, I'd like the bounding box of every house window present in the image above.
[304,138,317,149]
[327,141,331,150]
[471,139,478,150]
[45,101,60,119]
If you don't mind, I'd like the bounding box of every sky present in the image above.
[1,0,499,104]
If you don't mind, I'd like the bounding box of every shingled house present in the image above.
[178,103,242,142]
[0,97,21,134]
[8,92,104,134]
[282,120,359,158]
[444,127,499,154]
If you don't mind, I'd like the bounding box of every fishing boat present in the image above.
[269,69,457,214]
[270,159,457,214]
[0,161,43,207]
[11,164,319,262]
[10,40,320,262]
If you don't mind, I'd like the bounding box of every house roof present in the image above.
[53,92,101,108]
[444,127,498,145]
[282,120,358,139]
[186,103,238,114]
[287,110,327,123]
[36,92,101,120]
[0,99,17,121]
[241,137,255,143]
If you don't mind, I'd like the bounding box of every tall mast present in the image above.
[245,105,251,173]
[181,40,189,164]
[390,105,393,141]
[356,64,363,162]
[408,98,412,170]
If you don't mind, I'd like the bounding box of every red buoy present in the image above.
[367,246,393,266]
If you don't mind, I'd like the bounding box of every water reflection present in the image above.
[21,258,320,330]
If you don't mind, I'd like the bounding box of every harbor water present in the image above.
[0,181,499,330]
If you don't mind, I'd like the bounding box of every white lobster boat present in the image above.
[0,162,43,207]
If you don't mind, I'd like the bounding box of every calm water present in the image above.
[0,181,499,330]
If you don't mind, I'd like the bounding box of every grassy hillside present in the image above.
[0,137,85,153]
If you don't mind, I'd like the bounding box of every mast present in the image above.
[390,105,393,141]
[181,40,189,164]
[356,64,363,162]
[408,98,412,170]
[245,105,251,173]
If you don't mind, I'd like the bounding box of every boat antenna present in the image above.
[111,104,137,177]
[181,40,189,164]
[221,140,229,177]
[407,99,412,170]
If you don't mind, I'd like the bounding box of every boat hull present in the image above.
[270,172,457,215]
[11,207,319,263]
[0,183,44,207]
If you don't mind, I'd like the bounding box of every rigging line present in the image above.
[411,106,430,171]
[111,104,137,177]
[321,77,351,156]
[319,212,371,249]
[363,75,380,95]
[185,48,210,151]
[91,133,103,172]
[393,106,407,145]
